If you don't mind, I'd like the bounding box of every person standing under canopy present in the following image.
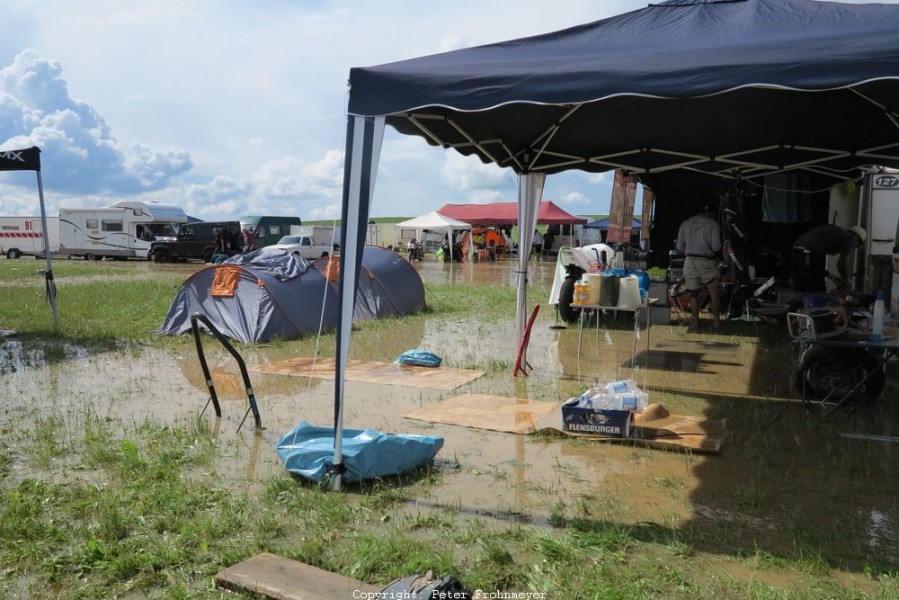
[532,229,544,259]
[790,224,866,293]
[676,205,722,331]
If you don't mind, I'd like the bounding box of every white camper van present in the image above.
[0,216,59,259]
[59,201,188,260]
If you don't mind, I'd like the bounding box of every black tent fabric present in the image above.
[348,0,899,179]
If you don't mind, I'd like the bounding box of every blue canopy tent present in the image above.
[583,217,642,246]
[334,0,899,489]
[584,218,642,230]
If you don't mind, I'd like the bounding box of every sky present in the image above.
[0,1,887,223]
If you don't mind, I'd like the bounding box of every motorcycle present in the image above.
[406,240,424,262]
[441,241,464,262]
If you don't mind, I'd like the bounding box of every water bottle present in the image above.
[610,390,649,411]
[591,394,618,410]
[871,290,885,343]
[579,387,602,406]
[604,379,637,395]
[615,392,639,410]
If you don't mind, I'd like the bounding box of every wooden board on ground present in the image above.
[215,552,379,600]
[252,357,484,391]
[535,402,725,453]
[404,393,560,434]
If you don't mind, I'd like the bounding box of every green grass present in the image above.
[0,260,184,342]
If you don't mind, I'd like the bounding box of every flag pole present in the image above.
[35,170,59,330]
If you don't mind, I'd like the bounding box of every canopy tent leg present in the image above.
[333,114,385,492]
[515,172,545,369]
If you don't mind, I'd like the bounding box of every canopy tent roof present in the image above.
[394,211,472,230]
[348,0,899,181]
[437,201,587,226]
[584,217,642,230]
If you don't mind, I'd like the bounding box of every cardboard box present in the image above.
[561,398,633,438]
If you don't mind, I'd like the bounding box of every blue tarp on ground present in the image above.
[276,422,444,483]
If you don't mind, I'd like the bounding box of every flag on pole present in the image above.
[0,146,59,329]
[0,146,41,172]
[606,170,638,244]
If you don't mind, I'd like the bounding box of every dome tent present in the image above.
[160,247,424,344]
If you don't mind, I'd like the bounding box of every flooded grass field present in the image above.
[1,255,898,597]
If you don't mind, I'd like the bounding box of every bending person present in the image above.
[790,224,866,293]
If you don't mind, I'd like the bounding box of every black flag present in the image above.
[0,146,41,172]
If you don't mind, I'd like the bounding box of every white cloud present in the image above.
[0,50,191,196]
[0,0,666,220]
[440,152,516,199]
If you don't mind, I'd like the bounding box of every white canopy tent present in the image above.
[394,211,472,261]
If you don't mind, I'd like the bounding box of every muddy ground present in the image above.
[2,257,897,579]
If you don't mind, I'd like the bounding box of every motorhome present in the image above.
[0,216,59,259]
[239,215,303,248]
[59,201,188,260]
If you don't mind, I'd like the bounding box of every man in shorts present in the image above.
[676,205,722,330]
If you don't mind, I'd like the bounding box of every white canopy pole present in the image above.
[515,173,545,352]
[333,114,384,492]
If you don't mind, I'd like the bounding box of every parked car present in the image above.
[149,221,242,263]
[264,234,335,260]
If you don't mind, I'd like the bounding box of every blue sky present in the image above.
[0,1,885,222]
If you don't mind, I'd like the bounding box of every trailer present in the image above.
[290,225,336,246]
[858,168,899,314]
[0,216,59,259]
[59,201,188,260]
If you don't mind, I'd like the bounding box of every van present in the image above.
[239,216,303,248]
[149,221,242,263]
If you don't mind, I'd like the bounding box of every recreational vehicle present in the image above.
[59,201,188,260]
[0,216,59,259]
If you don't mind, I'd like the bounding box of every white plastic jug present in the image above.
[585,273,603,305]
[617,275,641,308]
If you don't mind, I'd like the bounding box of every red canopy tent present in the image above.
[437,200,587,226]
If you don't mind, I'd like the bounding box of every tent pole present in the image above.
[36,171,59,330]
[333,115,384,492]
[515,173,545,360]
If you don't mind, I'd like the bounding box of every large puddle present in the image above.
[2,257,898,575]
